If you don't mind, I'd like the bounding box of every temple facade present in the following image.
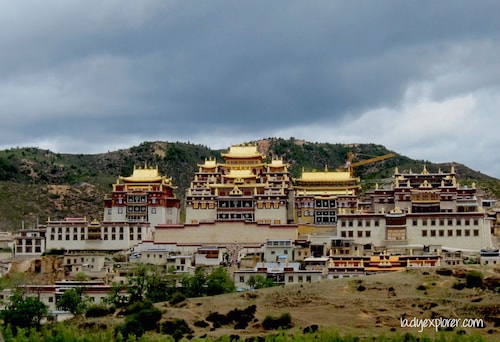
[185,145,295,225]
[294,168,360,234]
[45,166,181,252]
[103,165,181,227]
[337,166,491,251]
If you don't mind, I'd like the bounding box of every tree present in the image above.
[56,288,88,315]
[127,264,148,302]
[247,274,275,289]
[183,267,207,297]
[104,282,129,308]
[206,267,235,295]
[1,292,48,329]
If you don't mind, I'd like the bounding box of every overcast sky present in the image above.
[1,1,500,177]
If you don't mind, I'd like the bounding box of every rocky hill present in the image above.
[0,138,499,231]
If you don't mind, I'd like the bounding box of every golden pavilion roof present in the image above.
[198,157,218,168]
[296,170,356,183]
[224,169,257,179]
[221,145,265,159]
[119,165,172,184]
[269,158,288,168]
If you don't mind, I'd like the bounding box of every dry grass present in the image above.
[155,266,500,341]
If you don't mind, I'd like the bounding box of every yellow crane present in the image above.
[341,151,395,175]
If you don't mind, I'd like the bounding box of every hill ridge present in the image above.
[0,138,498,230]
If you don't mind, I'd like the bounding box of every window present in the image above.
[430,230,436,237]
[456,229,462,236]
[464,229,470,236]
[422,230,427,237]
[239,276,244,283]
[447,230,453,237]
[357,231,363,238]
[439,230,444,237]
[473,229,479,237]
[288,276,294,283]
[365,231,371,238]
[298,276,303,282]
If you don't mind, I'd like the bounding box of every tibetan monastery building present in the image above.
[184,145,295,226]
[294,167,360,235]
[154,145,298,245]
[46,166,181,252]
[337,166,492,251]
[103,165,181,227]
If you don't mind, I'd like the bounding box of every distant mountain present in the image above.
[0,138,498,231]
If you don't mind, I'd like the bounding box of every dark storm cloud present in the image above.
[1,1,500,175]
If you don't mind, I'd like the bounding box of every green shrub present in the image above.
[123,300,153,315]
[169,291,186,305]
[356,285,366,292]
[262,312,292,330]
[159,318,193,341]
[85,304,113,318]
[465,270,483,288]
[115,306,162,339]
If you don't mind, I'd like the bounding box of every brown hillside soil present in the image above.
[157,267,500,341]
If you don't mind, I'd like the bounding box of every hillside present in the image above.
[83,266,500,341]
[0,138,499,230]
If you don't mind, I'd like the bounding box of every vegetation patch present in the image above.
[159,318,193,341]
[262,312,293,330]
[206,305,257,330]
[465,270,484,289]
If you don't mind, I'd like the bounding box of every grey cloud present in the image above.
[0,1,500,176]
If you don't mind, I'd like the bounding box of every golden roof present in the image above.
[297,171,355,182]
[224,169,257,179]
[269,158,288,168]
[119,165,170,184]
[221,145,264,159]
[198,158,218,168]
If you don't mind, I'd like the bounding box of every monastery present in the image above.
[10,144,496,277]
[155,145,297,245]
[337,166,490,251]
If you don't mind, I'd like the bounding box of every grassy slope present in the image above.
[74,266,500,341]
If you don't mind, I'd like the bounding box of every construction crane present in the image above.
[341,151,395,175]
